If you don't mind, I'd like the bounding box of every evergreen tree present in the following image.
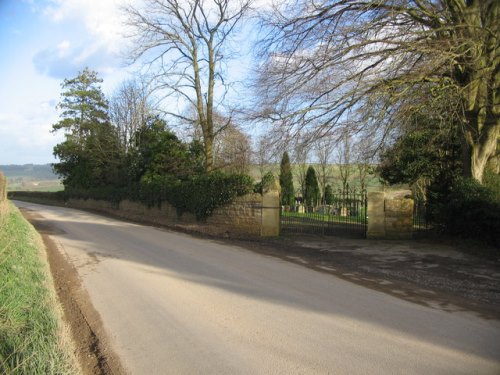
[304,166,320,208]
[129,116,195,184]
[279,151,295,206]
[324,184,334,205]
[52,68,123,188]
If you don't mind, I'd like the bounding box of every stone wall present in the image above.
[207,193,263,236]
[40,184,281,238]
[367,190,414,239]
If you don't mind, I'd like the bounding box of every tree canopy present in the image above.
[124,0,252,172]
[257,0,499,183]
[52,68,124,189]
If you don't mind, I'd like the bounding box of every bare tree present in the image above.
[352,137,375,193]
[109,77,155,152]
[256,0,499,183]
[124,0,252,172]
[214,122,252,174]
[337,133,352,194]
[255,135,272,179]
[314,137,333,203]
[294,144,309,199]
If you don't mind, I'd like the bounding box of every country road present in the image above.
[15,201,500,374]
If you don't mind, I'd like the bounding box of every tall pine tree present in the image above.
[52,68,123,188]
[304,166,320,208]
[279,151,295,206]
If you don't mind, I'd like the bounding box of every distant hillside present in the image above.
[0,164,62,192]
[0,164,58,179]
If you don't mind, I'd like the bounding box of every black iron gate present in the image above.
[281,190,368,238]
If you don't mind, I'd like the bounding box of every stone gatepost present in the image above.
[367,192,386,238]
[384,191,414,239]
[367,190,414,239]
[261,179,281,237]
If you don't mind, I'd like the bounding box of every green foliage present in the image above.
[0,204,77,374]
[168,172,254,219]
[52,68,125,189]
[379,123,461,188]
[279,152,295,206]
[128,117,196,183]
[52,67,109,136]
[255,171,275,194]
[324,184,334,205]
[304,166,320,207]
[434,178,500,248]
[10,172,255,221]
[46,71,257,222]
[483,167,500,203]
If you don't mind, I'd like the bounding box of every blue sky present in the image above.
[0,0,135,165]
[0,0,269,166]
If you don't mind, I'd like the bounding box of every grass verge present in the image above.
[0,202,78,374]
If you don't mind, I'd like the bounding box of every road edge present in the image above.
[20,207,127,375]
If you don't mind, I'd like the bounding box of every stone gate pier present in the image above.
[367,190,414,239]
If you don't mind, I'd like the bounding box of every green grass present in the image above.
[282,209,367,223]
[0,202,77,374]
[6,178,63,192]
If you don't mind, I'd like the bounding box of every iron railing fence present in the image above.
[412,199,433,237]
[281,191,367,238]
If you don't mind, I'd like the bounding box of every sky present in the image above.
[0,0,267,165]
[0,0,137,165]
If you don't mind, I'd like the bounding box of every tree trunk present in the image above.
[204,133,214,172]
[462,122,499,184]
[462,77,499,183]
[458,0,499,184]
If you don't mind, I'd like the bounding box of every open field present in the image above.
[0,164,62,192]
[6,178,63,192]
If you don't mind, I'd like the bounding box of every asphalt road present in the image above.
[15,201,500,374]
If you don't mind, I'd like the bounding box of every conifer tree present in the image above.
[279,151,295,206]
[52,68,123,188]
[304,166,320,208]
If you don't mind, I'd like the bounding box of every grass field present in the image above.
[6,178,63,192]
[282,209,367,223]
[0,164,63,192]
[0,203,78,374]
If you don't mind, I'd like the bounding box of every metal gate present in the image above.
[281,190,367,238]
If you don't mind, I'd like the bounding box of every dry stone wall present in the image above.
[62,186,281,238]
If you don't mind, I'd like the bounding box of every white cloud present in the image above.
[32,0,132,79]
[43,0,129,50]
[57,39,70,51]
[0,101,63,164]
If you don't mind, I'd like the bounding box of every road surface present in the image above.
[15,201,500,374]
